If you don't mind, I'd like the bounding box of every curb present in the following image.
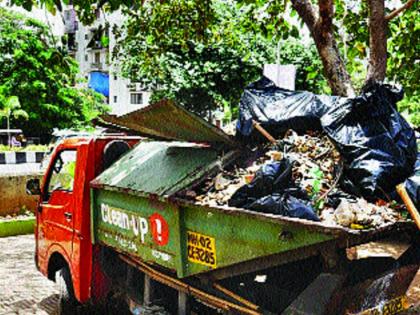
[0,218,35,237]
[0,152,45,164]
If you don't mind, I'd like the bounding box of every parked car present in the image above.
[40,129,98,170]
[0,129,23,146]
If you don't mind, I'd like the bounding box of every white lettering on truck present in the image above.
[101,203,149,243]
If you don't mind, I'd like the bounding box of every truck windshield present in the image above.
[47,150,77,195]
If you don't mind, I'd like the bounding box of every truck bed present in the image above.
[91,177,414,279]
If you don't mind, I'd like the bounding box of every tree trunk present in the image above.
[365,0,387,87]
[291,0,355,97]
[312,32,355,97]
[7,116,10,147]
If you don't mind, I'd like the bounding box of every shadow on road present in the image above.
[37,294,59,315]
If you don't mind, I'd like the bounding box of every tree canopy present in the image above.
[11,0,418,93]
[114,0,329,116]
[0,7,108,140]
[9,0,419,124]
[114,0,271,115]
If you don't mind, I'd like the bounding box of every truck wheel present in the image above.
[56,267,79,315]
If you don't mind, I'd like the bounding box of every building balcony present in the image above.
[90,63,109,72]
[90,62,103,70]
[86,42,107,51]
[126,83,147,91]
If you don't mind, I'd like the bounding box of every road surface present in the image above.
[0,235,58,315]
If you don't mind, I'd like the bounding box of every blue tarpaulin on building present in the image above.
[89,71,109,97]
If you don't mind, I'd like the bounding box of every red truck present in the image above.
[26,101,419,315]
[28,136,136,313]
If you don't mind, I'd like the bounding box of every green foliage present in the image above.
[0,144,48,152]
[238,0,419,96]
[116,1,326,116]
[115,0,273,115]
[335,1,419,122]
[387,6,419,98]
[308,166,324,199]
[0,94,28,145]
[308,166,325,211]
[0,96,29,122]
[334,0,419,95]
[12,0,419,105]
[275,39,329,94]
[398,93,420,127]
[0,8,108,139]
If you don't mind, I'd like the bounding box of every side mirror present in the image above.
[26,178,41,195]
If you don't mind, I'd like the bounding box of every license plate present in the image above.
[355,296,409,315]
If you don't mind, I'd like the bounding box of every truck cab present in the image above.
[27,136,139,313]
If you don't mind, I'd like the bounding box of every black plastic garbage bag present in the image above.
[236,77,417,200]
[228,160,293,208]
[236,76,345,139]
[326,190,357,209]
[229,160,320,221]
[321,84,417,198]
[404,152,420,208]
[247,194,320,221]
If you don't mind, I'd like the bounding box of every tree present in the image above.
[113,1,330,116]
[114,0,275,115]
[0,95,28,146]
[11,0,418,98]
[245,0,418,96]
[0,8,108,140]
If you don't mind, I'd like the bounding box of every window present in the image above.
[64,10,71,20]
[130,93,143,105]
[94,52,100,63]
[114,96,117,103]
[47,150,77,197]
[68,33,76,50]
[84,54,88,62]
[85,34,89,40]
[114,74,118,81]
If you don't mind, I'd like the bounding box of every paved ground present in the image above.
[0,235,418,315]
[0,235,58,315]
[0,164,42,176]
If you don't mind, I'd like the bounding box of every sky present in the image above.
[0,1,65,36]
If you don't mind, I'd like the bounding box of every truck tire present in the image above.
[56,267,79,315]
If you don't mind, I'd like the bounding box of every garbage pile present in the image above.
[195,130,339,210]
[321,198,401,229]
[193,77,418,229]
[194,130,403,228]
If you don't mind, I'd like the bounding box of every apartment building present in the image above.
[1,1,149,115]
[63,7,151,115]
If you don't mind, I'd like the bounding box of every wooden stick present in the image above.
[120,255,261,315]
[396,183,420,231]
[213,282,260,311]
[252,120,277,144]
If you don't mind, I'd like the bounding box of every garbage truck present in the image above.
[27,100,419,315]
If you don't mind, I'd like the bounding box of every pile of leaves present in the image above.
[280,130,341,209]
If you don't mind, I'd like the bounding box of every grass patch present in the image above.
[0,144,48,152]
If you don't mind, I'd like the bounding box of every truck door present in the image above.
[37,150,77,262]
